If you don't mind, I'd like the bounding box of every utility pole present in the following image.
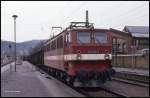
[12,15,18,72]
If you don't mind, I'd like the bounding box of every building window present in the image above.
[136,40,139,47]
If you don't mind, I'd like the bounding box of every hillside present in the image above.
[1,40,47,57]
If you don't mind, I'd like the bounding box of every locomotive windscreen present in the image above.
[77,32,90,43]
[94,32,107,43]
[77,32,107,44]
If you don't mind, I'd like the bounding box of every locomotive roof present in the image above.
[43,21,111,46]
[29,27,111,56]
[43,27,110,46]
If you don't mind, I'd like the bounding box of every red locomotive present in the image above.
[28,11,115,87]
[43,22,115,86]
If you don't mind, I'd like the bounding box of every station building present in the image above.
[123,26,149,50]
[110,26,149,69]
[110,26,149,54]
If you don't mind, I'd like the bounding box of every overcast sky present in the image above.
[1,1,149,42]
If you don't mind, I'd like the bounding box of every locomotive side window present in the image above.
[68,32,71,43]
[65,32,71,47]
[54,40,56,50]
[94,32,107,43]
[57,36,63,49]
[77,32,90,43]
[51,40,56,50]
[49,43,51,51]
[50,42,52,50]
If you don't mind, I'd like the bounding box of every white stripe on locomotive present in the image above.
[44,54,112,61]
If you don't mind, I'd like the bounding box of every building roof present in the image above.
[123,26,149,38]
[124,26,149,34]
[132,33,149,38]
[109,28,131,37]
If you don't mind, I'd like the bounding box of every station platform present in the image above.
[1,61,85,97]
[113,67,149,76]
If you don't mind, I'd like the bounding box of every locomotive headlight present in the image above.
[76,53,82,60]
[104,50,110,60]
[69,63,73,67]
[104,54,110,60]
[76,50,82,60]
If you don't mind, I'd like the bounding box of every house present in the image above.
[123,26,149,50]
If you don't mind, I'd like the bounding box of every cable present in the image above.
[112,13,148,28]
[101,3,147,27]
[98,2,126,25]
[60,2,87,26]
[109,5,147,25]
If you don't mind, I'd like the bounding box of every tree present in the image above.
[29,41,45,55]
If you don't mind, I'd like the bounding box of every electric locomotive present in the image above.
[43,21,115,87]
[28,11,115,87]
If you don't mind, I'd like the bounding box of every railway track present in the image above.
[114,72,149,85]
[36,65,131,97]
[1,61,14,67]
[78,86,129,97]
[44,73,129,97]
[36,65,149,97]
[112,77,149,87]
[79,74,149,97]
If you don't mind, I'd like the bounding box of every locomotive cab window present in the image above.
[94,32,107,43]
[77,32,90,44]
